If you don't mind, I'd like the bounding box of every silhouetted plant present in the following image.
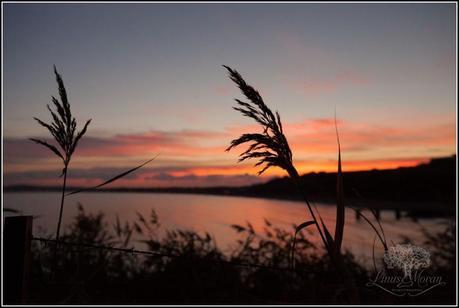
[30,205,454,304]
[223,65,344,262]
[30,66,158,247]
[230,220,316,268]
[30,66,91,243]
[422,221,455,268]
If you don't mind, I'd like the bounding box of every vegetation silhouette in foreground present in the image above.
[30,66,91,243]
[29,205,455,304]
[30,66,157,244]
[223,65,345,263]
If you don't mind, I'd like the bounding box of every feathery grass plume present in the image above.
[223,65,335,258]
[30,65,91,243]
[31,67,159,240]
[223,65,295,177]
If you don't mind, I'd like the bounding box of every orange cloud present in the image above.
[294,157,431,174]
[4,117,455,187]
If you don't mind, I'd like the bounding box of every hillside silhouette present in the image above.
[238,156,455,201]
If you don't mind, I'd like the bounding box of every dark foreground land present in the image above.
[9,205,456,305]
[6,155,456,217]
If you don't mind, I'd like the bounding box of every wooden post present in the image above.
[4,216,33,304]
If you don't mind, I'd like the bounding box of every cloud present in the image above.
[4,165,265,188]
[3,117,455,187]
[291,70,370,95]
[283,118,455,154]
[274,32,370,95]
[145,172,262,187]
[293,156,433,173]
[4,128,229,164]
[6,119,454,163]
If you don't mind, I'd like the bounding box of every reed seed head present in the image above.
[224,65,295,176]
[30,66,91,173]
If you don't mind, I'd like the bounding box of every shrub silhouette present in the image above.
[30,205,454,304]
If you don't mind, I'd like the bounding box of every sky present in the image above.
[3,3,457,188]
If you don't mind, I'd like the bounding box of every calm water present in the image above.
[3,192,449,264]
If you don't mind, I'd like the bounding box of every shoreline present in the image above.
[4,186,454,218]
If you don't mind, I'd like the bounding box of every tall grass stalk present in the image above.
[224,65,361,301]
[31,66,158,246]
[30,66,91,243]
[223,65,343,260]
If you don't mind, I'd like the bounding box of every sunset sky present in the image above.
[3,3,456,187]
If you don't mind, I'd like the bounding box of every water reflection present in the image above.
[3,192,448,264]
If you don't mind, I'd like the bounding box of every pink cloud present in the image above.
[3,117,455,187]
[291,70,370,95]
[6,118,454,163]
